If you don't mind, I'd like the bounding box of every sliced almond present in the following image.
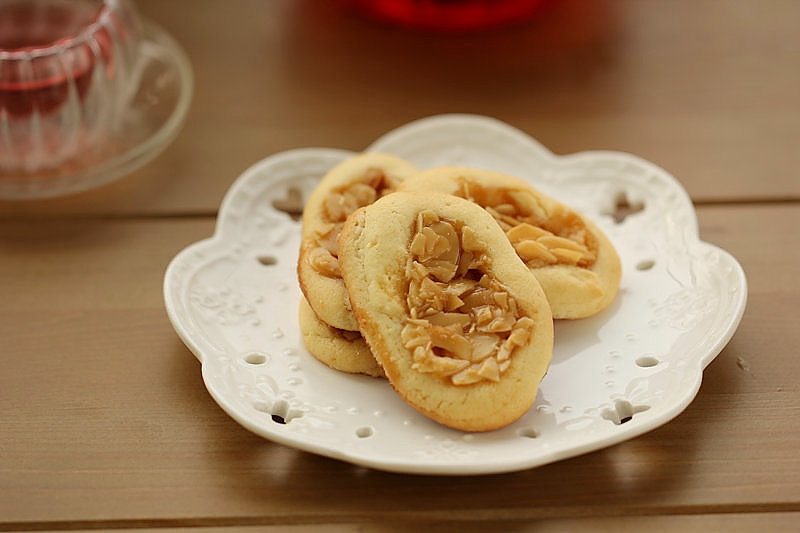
[505,222,551,243]
[513,239,558,264]
[308,247,339,277]
[549,247,585,265]
[412,345,470,376]
[537,235,589,254]
[430,325,472,359]
[428,312,472,328]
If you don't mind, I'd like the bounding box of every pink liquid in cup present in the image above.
[0,0,138,173]
[0,1,106,117]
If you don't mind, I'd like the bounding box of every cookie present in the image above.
[398,167,621,319]
[298,153,419,331]
[338,191,554,432]
[298,296,384,378]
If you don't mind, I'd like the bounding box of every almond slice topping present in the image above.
[400,211,535,386]
[310,169,400,278]
[455,180,599,270]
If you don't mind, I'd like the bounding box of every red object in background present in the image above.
[343,0,554,32]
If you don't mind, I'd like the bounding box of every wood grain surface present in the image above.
[1,0,798,531]
[2,0,799,217]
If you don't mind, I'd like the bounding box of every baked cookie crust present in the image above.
[298,296,384,378]
[338,191,554,432]
[298,153,418,331]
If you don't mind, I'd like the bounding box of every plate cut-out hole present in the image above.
[271,186,304,221]
[517,427,540,439]
[636,259,655,271]
[636,355,659,368]
[355,426,374,438]
[609,191,645,223]
[602,399,650,425]
[243,353,268,365]
[257,255,277,266]
[269,399,300,425]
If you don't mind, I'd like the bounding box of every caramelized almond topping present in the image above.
[309,169,400,278]
[400,210,535,386]
[513,239,558,265]
[454,179,599,269]
[308,247,340,277]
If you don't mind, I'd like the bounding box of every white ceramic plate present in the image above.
[163,114,747,475]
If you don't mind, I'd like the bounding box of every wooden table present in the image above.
[2,0,798,530]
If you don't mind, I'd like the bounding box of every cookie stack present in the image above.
[297,153,621,432]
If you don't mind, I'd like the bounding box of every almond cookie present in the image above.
[399,167,621,319]
[298,296,384,378]
[298,153,418,331]
[338,191,554,432]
